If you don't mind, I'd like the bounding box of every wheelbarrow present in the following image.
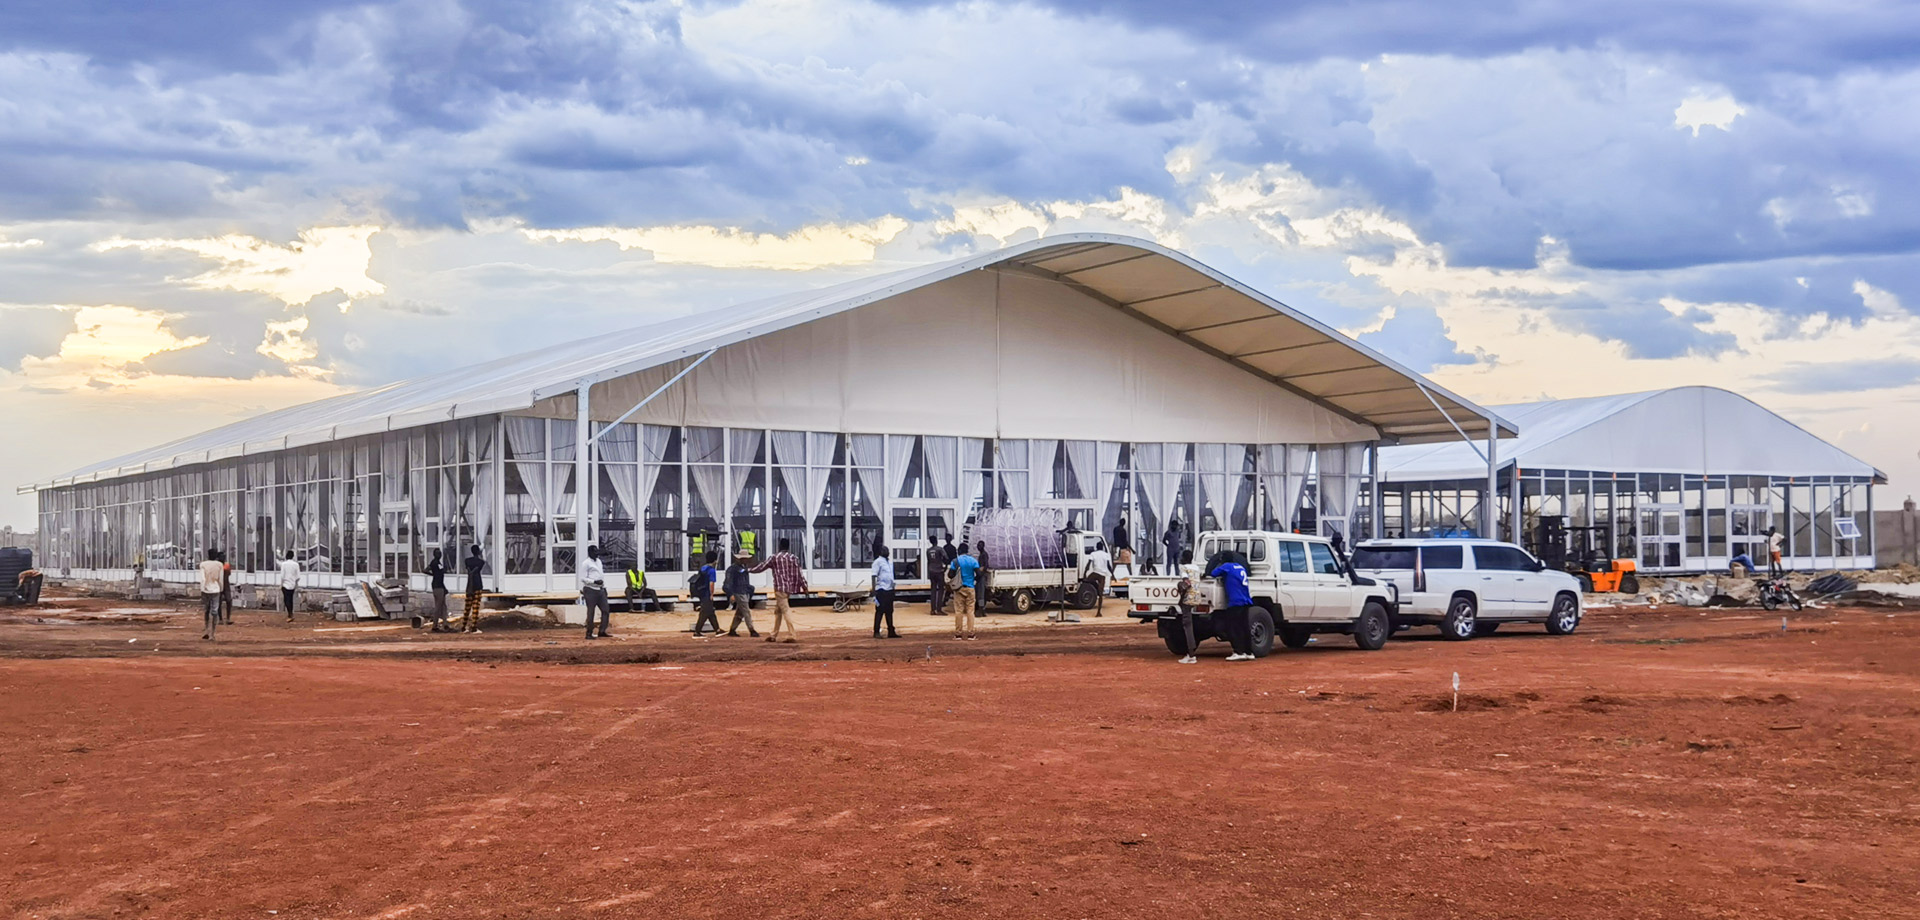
[830,579,872,612]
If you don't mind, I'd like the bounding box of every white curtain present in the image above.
[1065,440,1097,503]
[853,465,884,519]
[1031,439,1060,500]
[1315,443,1369,539]
[639,426,673,520]
[771,430,808,523]
[474,462,494,560]
[886,434,915,500]
[1096,441,1123,522]
[600,426,639,524]
[689,465,727,526]
[1258,443,1313,530]
[924,436,958,500]
[506,416,544,463]
[728,429,764,521]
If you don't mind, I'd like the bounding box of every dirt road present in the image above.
[3,596,1917,919]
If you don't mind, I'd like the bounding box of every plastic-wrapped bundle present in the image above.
[964,508,1069,569]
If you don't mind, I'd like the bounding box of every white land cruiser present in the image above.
[1127,530,1399,657]
[1348,539,1583,640]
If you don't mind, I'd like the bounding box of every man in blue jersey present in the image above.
[1210,554,1256,662]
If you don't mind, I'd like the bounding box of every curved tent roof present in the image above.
[25,233,1515,492]
[1379,386,1886,483]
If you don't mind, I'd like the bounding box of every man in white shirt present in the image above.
[870,547,898,639]
[278,550,302,621]
[1765,527,1785,577]
[199,551,225,641]
[579,544,612,639]
[1081,539,1114,617]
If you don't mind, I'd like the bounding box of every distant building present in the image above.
[1380,387,1886,573]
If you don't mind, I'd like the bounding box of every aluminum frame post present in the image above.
[1484,424,1498,539]
[1368,441,1382,540]
[575,382,592,566]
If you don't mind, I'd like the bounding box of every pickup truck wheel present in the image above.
[1353,602,1389,650]
[1158,619,1192,657]
[1441,596,1477,641]
[1279,624,1313,649]
[1006,590,1034,615]
[1070,579,1100,609]
[1544,593,1580,635]
[1247,608,1275,658]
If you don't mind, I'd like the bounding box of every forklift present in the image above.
[1531,516,1640,594]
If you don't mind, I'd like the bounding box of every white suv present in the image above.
[1349,539,1582,640]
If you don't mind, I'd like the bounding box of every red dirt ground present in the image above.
[3,592,1918,919]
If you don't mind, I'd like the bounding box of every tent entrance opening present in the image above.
[889,505,958,582]
[1639,503,1682,570]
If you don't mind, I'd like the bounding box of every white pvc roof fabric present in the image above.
[28,234,1515,492]
[1379,386,1886,483]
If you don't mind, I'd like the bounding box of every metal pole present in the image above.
[1368,441,1382,540]
[575,383,592,561]
[1484,423,1498,539]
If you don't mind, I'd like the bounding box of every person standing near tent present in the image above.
[581,544,613,640]
[198,550,224,641]
[461,544,488,634]
[750,538,808,643]
[424,548,449,632]
[871,546,899,639]
[1162,519,1185,577]
[947,548,980,640]
[925,534,945,616]
[973,540,992,616]
[690,550,721,637]
[279,549,302,622]
[1081,539,1113,617]
[218,550,234,625]
[1766,526,1785,576]
[723,551,760,637]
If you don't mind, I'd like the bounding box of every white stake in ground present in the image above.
[1452,671,1460,712]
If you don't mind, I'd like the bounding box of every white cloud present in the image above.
[523,217,910,270]
[0,236,44,250]
[16,305,205,389]
[1674,92,1746,136]
[92,226,385,309]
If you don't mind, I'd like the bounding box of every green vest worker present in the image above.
[739,529,758,559]
[625,564,659,612]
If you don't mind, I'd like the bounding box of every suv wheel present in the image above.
[1247,608,1275,658]
[1279,624,1313,649]
[1353,602,1389,650]
[1441,595,1477,641]
[1544,593,1580,635]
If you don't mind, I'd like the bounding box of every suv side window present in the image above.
[1473,545,1532,571]
[1422,545,1464,569]
[1279,541,1308,574]
[1307,542,1342,575]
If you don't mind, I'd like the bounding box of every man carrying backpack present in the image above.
[689,550,721,637]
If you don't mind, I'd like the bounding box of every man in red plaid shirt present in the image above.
[750,537,808,643]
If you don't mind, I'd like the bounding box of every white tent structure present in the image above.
[25,234,1516,596]
[1378,387,1886,573]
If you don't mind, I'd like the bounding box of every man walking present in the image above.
[690,550,721,637]
[724,551,760,637]
[1765,526,1785,577]
[947,549,980,640]
[580,544,613,639]
[279,549,302,621]
[750,538,808,643]
[199,550,224,640]
[461,544,488,634]
[423,548,449,631]
[1081,538,1113,617]
[872,546,899,639]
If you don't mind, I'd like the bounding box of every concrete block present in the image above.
[553,604,586,625]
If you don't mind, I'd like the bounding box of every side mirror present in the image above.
[1529,560,1546,572]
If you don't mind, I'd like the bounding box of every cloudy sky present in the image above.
[3,0,1917,529]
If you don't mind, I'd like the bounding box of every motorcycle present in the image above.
[1757,577,1803,611]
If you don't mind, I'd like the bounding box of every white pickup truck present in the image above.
[1126,530,1398,657]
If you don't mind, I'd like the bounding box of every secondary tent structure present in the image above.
[23,234,1514,595]
[1378,386,1886,573]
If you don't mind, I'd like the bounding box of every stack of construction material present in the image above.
[965,508,1069,569]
